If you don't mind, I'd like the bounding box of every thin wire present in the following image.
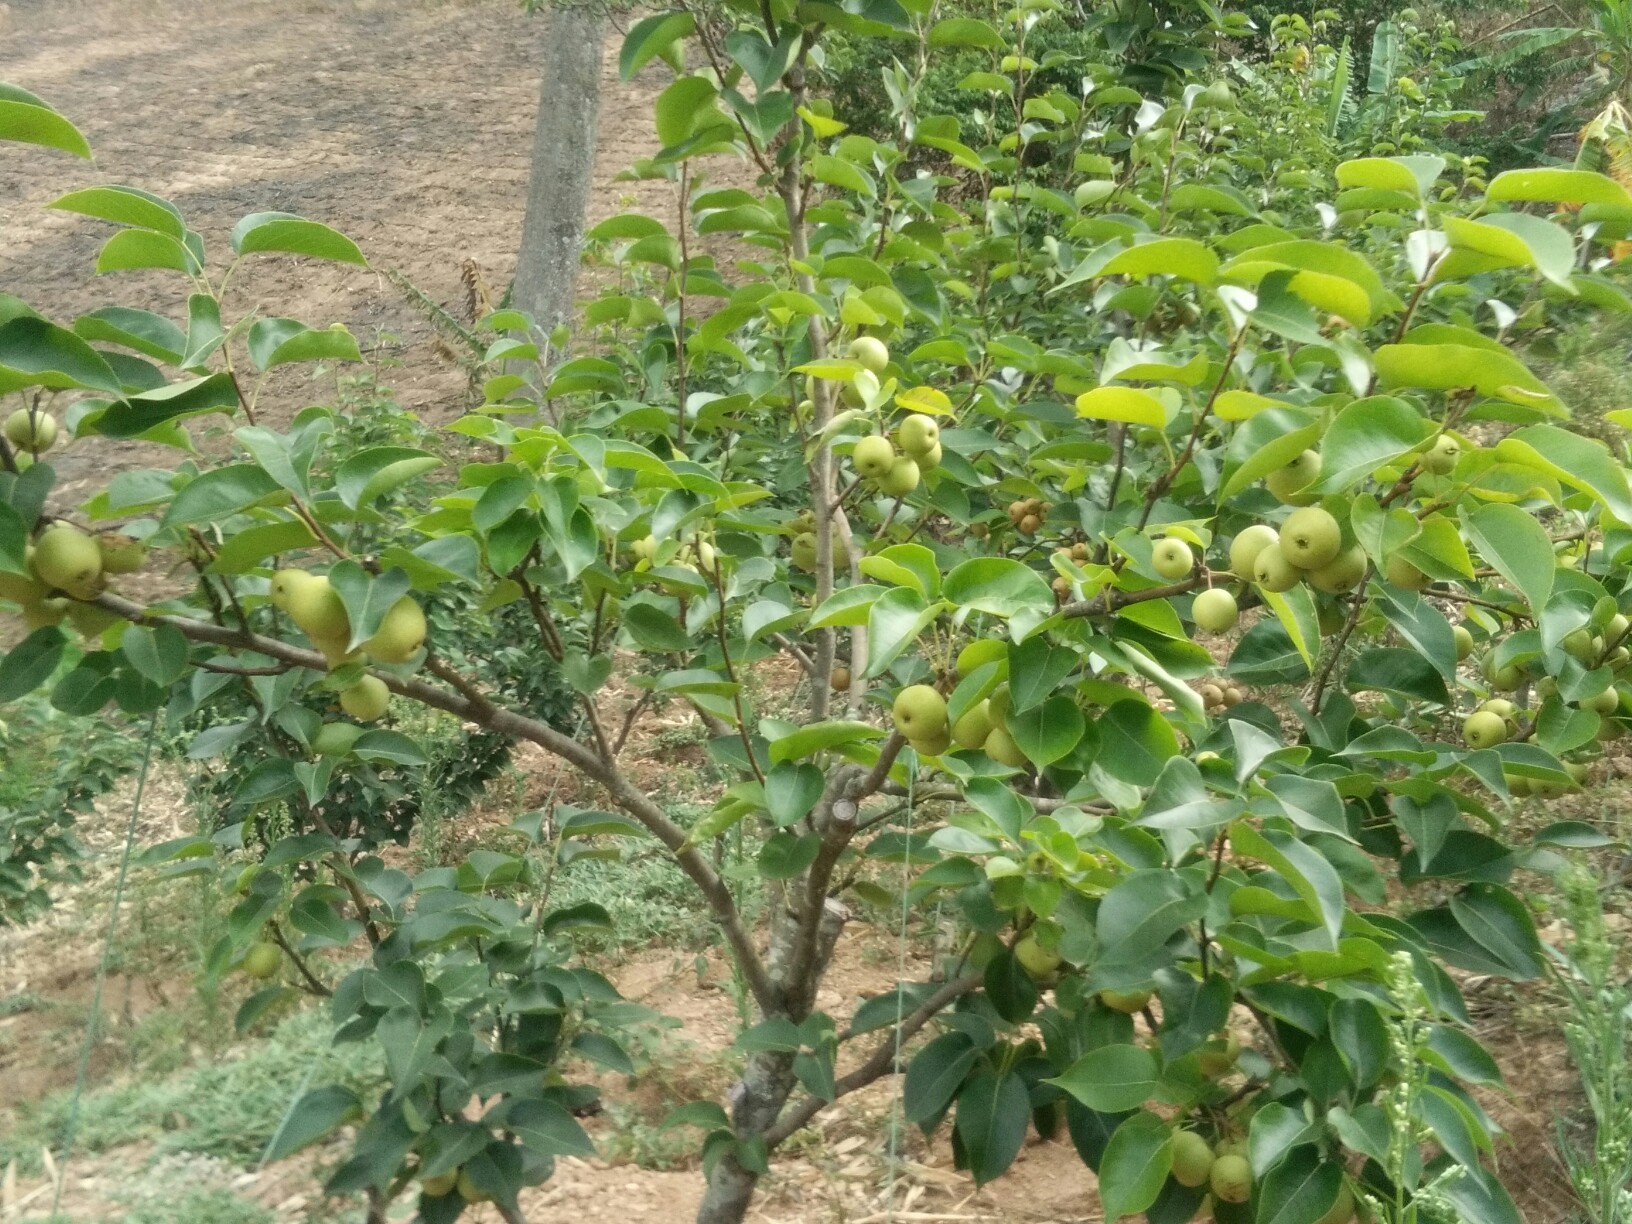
[50,711,159,1217]
[883,762,916,1218]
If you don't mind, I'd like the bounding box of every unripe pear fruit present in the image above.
[987,682,1011,721]
[1152,538,1194,580]
[1228,524,1278,579]
[1384,555,1431,590]
[1265,449,1321,504]
[983,725,1028,768]
[1486,658,1524,691]
[1462,710,1508,749]
[67,600,121,640]
[1609,612,1630,642]
[3,407,57,454]
[241,941,282,979]
[1014,933,1062,980]
[1587,688,1621,716]
[892,684,948,740]
[853,435,896,479]
[1421,434,1460,474]
[791,531,819,572]
[1192,588,1239,633]
[953,701,995,750]
[1171,1130,1216,1188]
[1453,625,1474,660]
[420,1171,458,1197]
[916,441,943,471]
[0,570,44,604]
[456,1170,494,1203]
[313,633,362,669]
[97,533,147,574]
[1278,507,1342,569]
[362,596,427,663]
[1307,545,1366,594]
[1563,628,1596,662]
[1018,514,1041,534]
[879,455,921,497]
[1197,1031,1240,1076]
[285,576,350,641]
[313,722,365,757]
[897,414,939,455]
[910,726,953,756]
[23,597,69,629]
[1316,1183,1355,1224]
[1506,772,1531,797]
[340,674,390,722]
[830,666,851,692]
[848,335,889,374]
[1098,987,1153,1014]
[32,524,103,599]
[1253,542,1301,593]
[270,568,319,610]
[1210,1153,1253,1203]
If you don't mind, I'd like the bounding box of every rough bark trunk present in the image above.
[693,899,849,1224]
[512,5,605,346]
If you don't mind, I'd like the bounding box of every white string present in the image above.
[883,760,916,1218]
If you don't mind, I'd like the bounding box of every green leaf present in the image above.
[624,603,691,652]
[619,11,697,80]
[1231,823,1346,946]
[246,318,363,372]
[1096,869,1207,965]
[352,730,428,766]
[82,372,240,439]
[1255,1146,1342,1224]
[903,1031,980,1125]
[864,587,943,678]
[0,87,91,157]
[655,75,723,148]
[1487,167,1632,207]
[230,212,367,265]
[505,1098,596,1158]
[50,185,185,239]
[263,1085,363,1161]
[0,316,123,396]
[95,229,199,275]
[1006,695,1084,766]
[1449,883,1544,979]
[1309,396,1432,493]
[1047,1044,1160,1114]
[927,17,1004,47]
[1374,343,1560,415]
[73,306,187,364]
[1343,647,1449,704]
[1096,701,1179,786]
[953,1072,1030,1186]
[1220,407,1322,499]
[0,627,66,704]
[1462,502,1555,612]
[1076,386,1171,426]
[122,624,189,686]
[983,948,1039,1023]
[767,720,886,763]
[1095,1111,1173,1220]
[327,561,412,651]
[765,761,823,827]
[211,518,319,574]
[163,464,282,527]
[334,446,442,509]
[757,830,822,878]
[943,558,1055,619]
[1495,424,1632,524]
[1100,237,1220,286]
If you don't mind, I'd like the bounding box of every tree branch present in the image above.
[90,591,780,1015]
[763,971,982,1149]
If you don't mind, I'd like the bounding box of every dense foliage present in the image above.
[7,1,1632,1221]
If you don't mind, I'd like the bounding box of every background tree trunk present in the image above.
[513,5,605,348]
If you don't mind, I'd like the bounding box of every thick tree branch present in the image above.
[762,971,983,1149]
[90,592,780,1014]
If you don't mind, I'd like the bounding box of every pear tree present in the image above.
[1,7,1628,1223]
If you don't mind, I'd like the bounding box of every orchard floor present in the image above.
[0,1,1606,1221]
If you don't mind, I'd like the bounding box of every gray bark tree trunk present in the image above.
[513,5,605,348]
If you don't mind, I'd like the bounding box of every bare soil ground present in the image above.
[0,1,1600,1222]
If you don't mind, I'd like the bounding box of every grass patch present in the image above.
[0,1006,382,1175]
[118,1187,277,1224]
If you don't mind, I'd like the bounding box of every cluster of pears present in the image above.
[633,532,717,577]
[3,406,58,456]
[1232,505,1366,597]
[1197,681,1248,714]
[891,682,1030,767]
[852,412,941,497]
[0,522,146,636]
[1006,496,1047,535]
[1051,541,1092,601]
[270,569,425,722]
[419,1166,495,1203]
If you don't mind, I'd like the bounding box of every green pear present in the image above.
[1265,449,1321,504]
[1152,538,1194,579]
[313,722,365,757]
[1278,507,1342,569]
[1192,588,1239,633]
[983,725,1027,767]
[897,413,939,455]
[285,576,351,642]
[97,533,148,575]
[1462,710,1508,749]
[1420,434,1460,474]
[241,941,282,979]
[3,407,57,454]
[1098,987,1152,1014]
[1210,1154,1252,1203]
[363,596,427,663]
[1307,545,1366,593]
[953,700,995,750]
[340,674,390,722]
[892,685,948,740]
[1228,524,1278,579]
[853,435,896,479]
[1253,542,1301,593]
[32,524,103,599]
[879,455,921,497]
[915,441,943,471]
[848,335,889,374]
[1014,933,1061,980]
[1171,1130,1215,1188]
[791,531,819,572]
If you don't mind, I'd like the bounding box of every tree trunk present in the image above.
[513,4,605,346]
[694,899,849,1224]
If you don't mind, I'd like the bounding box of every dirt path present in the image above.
[0,0,674,501]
